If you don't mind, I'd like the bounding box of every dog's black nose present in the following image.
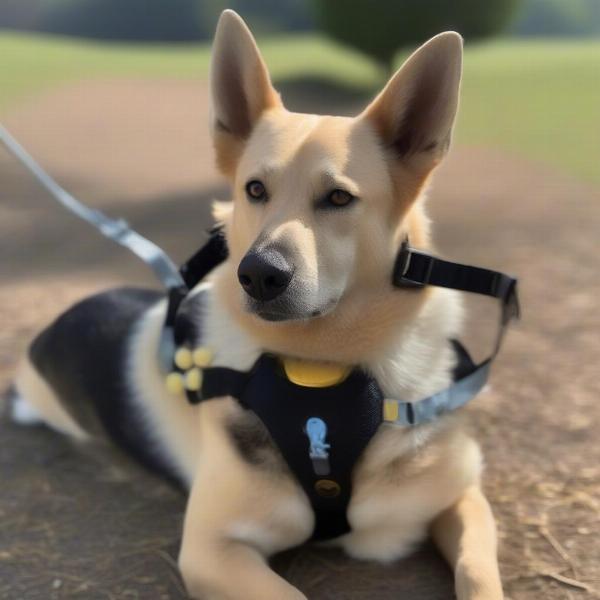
[237,250,293,302]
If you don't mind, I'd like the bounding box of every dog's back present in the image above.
[14,287,184,481]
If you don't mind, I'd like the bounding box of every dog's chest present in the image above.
[164,287,460,540]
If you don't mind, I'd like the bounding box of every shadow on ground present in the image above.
[0,184,223,285]
[0,415,453,600]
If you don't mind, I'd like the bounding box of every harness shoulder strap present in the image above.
[160,226,229,369]
[187,366,250,405]
[394,239,519,307]
[179,226,229,289]
[383,240,521,427]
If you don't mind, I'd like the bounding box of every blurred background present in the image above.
[1,0,599,179]
[0,2,599,599]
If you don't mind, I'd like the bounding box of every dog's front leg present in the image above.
[178,400,309,600]
[431,485,503,600]
[179,478,307,600]
[179,530,306,600]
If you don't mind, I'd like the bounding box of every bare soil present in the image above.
[0,79,598,600]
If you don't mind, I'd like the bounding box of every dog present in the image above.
[11,10,505,600]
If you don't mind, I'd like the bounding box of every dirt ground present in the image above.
[0,79,599,600]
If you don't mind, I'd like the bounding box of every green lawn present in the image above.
[1,32,598,182]
[456,40,600,183]
[0,32,379,110]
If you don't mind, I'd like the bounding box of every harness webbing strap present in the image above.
[0,125,185,290]
[394,239,519,305]
[162,225,229,341]
[383,359,492,426]
[384,240,521,427]
[179,226,229,289]
[188,366,249,405]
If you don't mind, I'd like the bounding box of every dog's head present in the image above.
[210,11,462,349]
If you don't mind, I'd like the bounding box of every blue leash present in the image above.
[0,124,185,291]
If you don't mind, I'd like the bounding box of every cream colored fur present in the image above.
[15,10,504,600]
[14,359,88,441]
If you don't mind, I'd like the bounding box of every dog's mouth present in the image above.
[246,296,339,323]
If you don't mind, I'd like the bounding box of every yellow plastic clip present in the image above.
[165,372,184,395]
[383,399,399,422]
[174,347,193,370]
[193,346,214,368]
[184,367,203,392]
[282,358,350,388]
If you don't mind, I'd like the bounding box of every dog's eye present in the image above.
[326,189,355,208]
[245,180,267,202]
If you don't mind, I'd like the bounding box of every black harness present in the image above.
[164,228,520,541]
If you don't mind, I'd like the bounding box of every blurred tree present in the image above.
[41,0,204,41]
[311,0,522,72]
[511,0,600,36]
[198,0,313,38]
[231,0,314,33]
[2,0,315,42]
[0,0,45,30]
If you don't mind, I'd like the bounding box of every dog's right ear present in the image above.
[209,10,281,176]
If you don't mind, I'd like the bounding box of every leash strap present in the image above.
[0,125,185,290]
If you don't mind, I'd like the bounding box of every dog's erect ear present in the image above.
[210,10,281,176]
[361,32,463,175]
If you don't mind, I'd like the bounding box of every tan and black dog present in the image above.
[12,10,505,600]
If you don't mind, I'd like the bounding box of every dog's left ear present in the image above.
[209,10,282,176]
[361,32,463,177]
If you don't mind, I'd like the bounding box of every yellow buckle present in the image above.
[282,358,350,388]
[383,399,399,422]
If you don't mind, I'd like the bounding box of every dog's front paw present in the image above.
[179,552,307,600]
[455,558,504,600]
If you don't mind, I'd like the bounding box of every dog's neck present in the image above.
[202,267,463,400]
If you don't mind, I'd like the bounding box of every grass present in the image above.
[1,32,598,182]
[456,39,600,183]
[0,32,379,110]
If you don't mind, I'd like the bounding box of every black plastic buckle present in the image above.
[393,240,433,288]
